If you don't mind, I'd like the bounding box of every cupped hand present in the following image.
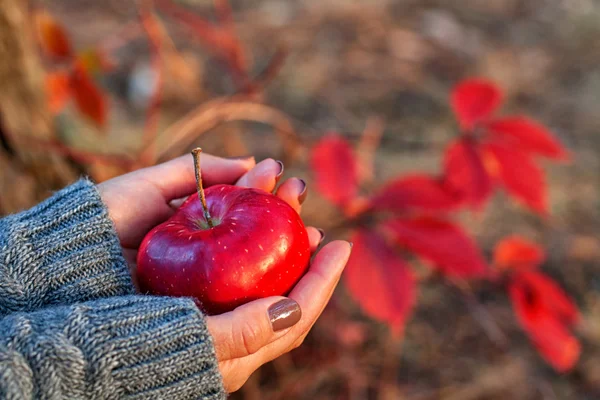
[97,152,351,392]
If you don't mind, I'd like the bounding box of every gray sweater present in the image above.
[0,179,226,399]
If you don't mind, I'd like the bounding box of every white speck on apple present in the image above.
[258,244,264,251]
[245,249,249,253]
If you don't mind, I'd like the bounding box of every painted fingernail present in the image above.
[298,178,308,203]
[275,160,285,182]
[268,298,301,332]
[317,228,325,243]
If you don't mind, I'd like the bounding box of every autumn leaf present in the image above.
[485,116,570,161]
[443,138,493,208]
[370,174,461,213]
[310,133,359,208]
[68,62,107,130]
[77,48,115,75]
[45,72,71,114]
[384,217,488,278]
[509,271,580,372]
[345,229,416,336]
[517,271,579,326]
[451,79,503,130]
[34,11,73,60]
[484,142,547,215]
[494,236,546,270]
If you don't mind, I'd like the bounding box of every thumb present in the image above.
[206,297,302,361]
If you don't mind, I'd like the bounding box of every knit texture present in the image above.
[0,296,225,399]
[0,179,134,316]
[0,179,227,399]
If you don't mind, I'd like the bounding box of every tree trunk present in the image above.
[0,0,76,213]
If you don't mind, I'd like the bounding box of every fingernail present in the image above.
[227,155,255,162]
[349,241,353,248]
[275,160,284,182]
[298,178,308,203]
[268,298,301,332]
[317,228,325,243]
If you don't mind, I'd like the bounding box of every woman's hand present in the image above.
[98,152,351,392]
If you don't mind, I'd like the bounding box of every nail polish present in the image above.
[275,160,285,181]
[298,178,307,203]
[317,228,325,243]
[268,298,301,332]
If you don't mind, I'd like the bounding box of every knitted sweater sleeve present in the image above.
[0,180,227,398]
[0,179,134,316]
[0,295,226,399]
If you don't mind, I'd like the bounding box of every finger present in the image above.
[139,153,256,201]
[306,227,325,253]
[241,241,351,367]
[169,196,189,210]
[235,159,283,192]
[207,296,301,361]
[275,178,307,213]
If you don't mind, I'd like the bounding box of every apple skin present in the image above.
[136,184,311,315]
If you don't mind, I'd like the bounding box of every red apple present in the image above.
[136,149,311,315]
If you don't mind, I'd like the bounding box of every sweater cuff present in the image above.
[3,178,134,311]
[89,296,226,399]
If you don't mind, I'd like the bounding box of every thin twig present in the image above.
[459,285,509,350]
[357,116,385,185]
[137,2,164,165]
[137,96,303,166]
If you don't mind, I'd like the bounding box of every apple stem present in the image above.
[191,148,214,228]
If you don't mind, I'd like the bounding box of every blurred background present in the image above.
[1,0,600,399]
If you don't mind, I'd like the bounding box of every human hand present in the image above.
[208,240,351,392]
[98,152,351,392]
[98,153,317,285]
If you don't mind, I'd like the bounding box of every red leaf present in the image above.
[34,11,73,60]
[45,72,71,114]
[451,79,503,130]
[485,116,570,161]
[509,271,581,372]
[69,62,107,129]
[443,138,493,208]
[310,133,359,207]
[519,271,579,326]
[345,229,416,336]
[384,217,488,278]
[484,143,547,214]
[494,235,546,270]
[370,174,461,213]
[77,48,115,75]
